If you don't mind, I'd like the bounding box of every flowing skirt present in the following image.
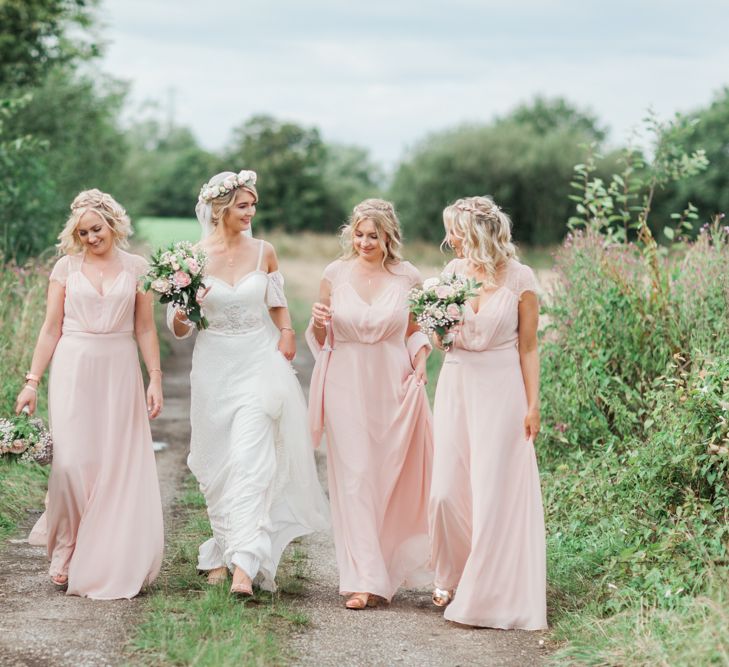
[318,338,433,601]
[430,346,547,629]
[189,327,328,591]
[29,331,164,600]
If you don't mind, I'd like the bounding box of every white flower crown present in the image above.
[198,170,257,203]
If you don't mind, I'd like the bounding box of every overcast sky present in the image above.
[97,0,729,168]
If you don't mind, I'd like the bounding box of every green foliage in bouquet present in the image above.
[142,241,209,330]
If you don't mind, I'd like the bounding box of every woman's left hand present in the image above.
[413,350,428,386]
[524,407,540,442]
[278,329,296,361]
[147,378,163,419]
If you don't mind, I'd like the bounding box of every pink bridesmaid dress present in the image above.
[28,251,164,599]
[307,259,433,601]
[430,257,547,629]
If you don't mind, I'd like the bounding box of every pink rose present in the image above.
[10,439,26,454]
[172,270,191,288]
[446,303,461,319]
[187,258,199,274]
[435,285,455,299]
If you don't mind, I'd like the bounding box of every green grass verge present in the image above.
[0,260,52,541]
[127,477,310,666]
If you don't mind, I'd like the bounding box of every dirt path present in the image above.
[289,348,549,667]
[0,336,193,667]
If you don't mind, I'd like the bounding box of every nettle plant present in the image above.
[540,114,728,612]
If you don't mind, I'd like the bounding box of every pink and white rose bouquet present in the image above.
[408,273,481,350]
[0,413,53,465]
[142,241,210,330]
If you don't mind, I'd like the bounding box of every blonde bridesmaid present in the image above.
[429,195,547,629]
[306,199,433,610]
[15,190,164,599]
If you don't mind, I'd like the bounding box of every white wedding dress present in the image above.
[168,240,328,590]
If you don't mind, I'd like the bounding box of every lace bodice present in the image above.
[167,240,288,339]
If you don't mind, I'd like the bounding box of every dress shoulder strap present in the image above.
[256,239,265,271]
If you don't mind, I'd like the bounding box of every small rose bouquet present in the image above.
[142,241,209,330]
[409,273,481,351]
[0,412,53,465]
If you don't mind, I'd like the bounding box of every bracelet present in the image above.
[23,384,37,394]
[25,372,40,383]
[148,368,163,376]
[312,321,325,330]
[280,326,295,333]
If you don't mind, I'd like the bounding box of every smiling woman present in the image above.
[15,189,165,599]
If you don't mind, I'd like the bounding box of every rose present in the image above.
[151,277,171,294]
[435,285,455,299]
[423,277,439,291]
[187,258,199,274]
[446,303,461,319]
[10,439,26,454]
[433,308,444,319]
[172,270,191,288]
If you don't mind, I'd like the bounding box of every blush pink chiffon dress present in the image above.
[307,259,434,601]
[429,257,547,629]
[28,251,164,599]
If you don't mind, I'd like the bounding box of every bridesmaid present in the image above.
[15,190,164,599]
[307,198,433,610]
[429,195,547,629]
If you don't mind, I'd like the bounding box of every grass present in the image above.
[128,477,311,667]
[0,258,53,540]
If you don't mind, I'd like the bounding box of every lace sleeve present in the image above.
[166,303,194,340]
[266,271,288,308]
[49,256,70,286]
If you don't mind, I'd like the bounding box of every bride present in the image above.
[169,169,328,596]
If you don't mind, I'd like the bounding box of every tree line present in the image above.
[1,0,728,262]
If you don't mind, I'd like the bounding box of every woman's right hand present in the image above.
[311,302,332,328]
[15,386,37,416]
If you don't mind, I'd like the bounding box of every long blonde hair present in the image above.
[443,195,516,285]
[339,198,403,267]
[57,189,132,255]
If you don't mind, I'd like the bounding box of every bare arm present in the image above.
[264,243,296,360]
[134,289,163,418]
[311,278,332,347]
[518,291,540,441]
[15,281,66,415]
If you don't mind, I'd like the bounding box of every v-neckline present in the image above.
[466,287,507,315]
[78,265,125,298]
[345,281,393,307]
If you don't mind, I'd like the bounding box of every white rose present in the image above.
[151,277,170,293]
[423,277,439,291]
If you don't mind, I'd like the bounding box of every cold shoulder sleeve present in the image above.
[266,271,288,308]
[517,263,539,300]
[49,255,70,286]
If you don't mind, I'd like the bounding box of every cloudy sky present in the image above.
[97,0,729,168]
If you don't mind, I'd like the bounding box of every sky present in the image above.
[97,0,729,169]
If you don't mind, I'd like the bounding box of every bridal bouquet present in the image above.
[142,241,210,330]
[409,273,481,351]
[0,412,53,464]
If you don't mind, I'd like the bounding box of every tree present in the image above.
[226,115,340,232]
[0,0,99,89]
[322,143,384,215]
[390,98,616,245]
[118,121,218,219]
[652,87,729,225]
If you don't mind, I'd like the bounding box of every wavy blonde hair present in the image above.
[442,195,516,285]
[57,189,133,255]
[208,171,259,230]
[339,198,403,267]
